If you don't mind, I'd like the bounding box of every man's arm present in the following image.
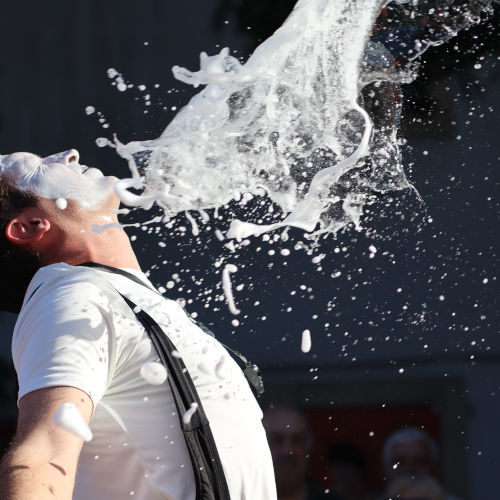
[0,386,93,500]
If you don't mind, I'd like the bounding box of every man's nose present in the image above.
[44,149,80,165]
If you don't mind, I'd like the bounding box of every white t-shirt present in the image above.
[12,263,277,500]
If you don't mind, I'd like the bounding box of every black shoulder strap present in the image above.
[79,261,157,291]
[120,293,231,500]
[80,263,231,499]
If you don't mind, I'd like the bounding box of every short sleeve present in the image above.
[12,277,115,408]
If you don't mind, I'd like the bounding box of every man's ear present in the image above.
[5,214,51,245]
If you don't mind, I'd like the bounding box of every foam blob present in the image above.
[222,264,241,315]
[182,402,199,425]
[140,361,168,385]
[53,402,93,442]
[301,329,312,353]
[56,198,68,210]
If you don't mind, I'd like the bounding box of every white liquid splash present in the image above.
[182,402,199,425]
[301,329,312,353]
[53,402,93,442]
[113,0,386,235]
[56,198,68,210]
[111,0,496,239]
[222,264,241,315]
[140,361,168,385]
[0,150,116,210]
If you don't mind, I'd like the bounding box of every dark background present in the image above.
[0,1,498,498]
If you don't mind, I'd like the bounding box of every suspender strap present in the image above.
[119,293,231,500]
[27,263,235,498]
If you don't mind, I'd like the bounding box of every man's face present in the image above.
[0,149,118,210]
[387,439,435,480]
[263,408,310,494]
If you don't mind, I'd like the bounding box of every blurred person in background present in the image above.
[263,406,342,500]
[382,427,460,500]
[329,442,377,500]
[385,474,446,500]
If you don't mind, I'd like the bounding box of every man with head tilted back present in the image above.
[0,149,277,499]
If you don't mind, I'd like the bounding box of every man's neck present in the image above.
[69,231,140,270]
[42,222,141,271]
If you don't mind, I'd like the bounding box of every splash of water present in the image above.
[53,402,93,442]
[112,0,497,239]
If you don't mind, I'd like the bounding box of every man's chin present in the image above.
[69,178,119,211]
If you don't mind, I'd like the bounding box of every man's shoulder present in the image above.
[21,263,116,313]
[29,262,103,288]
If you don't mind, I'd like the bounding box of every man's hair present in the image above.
[0,178,39,234]
[382,427,439,465]
[0,178,42,313]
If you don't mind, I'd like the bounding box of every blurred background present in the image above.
[0,1,498,499]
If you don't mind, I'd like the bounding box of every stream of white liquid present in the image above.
[112,0,386,238]
[111,0,496,240]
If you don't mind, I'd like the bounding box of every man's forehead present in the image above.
[0,152,42,174]
[0,150,79,173]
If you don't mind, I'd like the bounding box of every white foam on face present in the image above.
[56,198,68,210]
[182,402,199,425]
[140,361,167,385]
[301,329,312,353]
[0,149,117,210]
[53,402,93,442]
[222,264,241,315]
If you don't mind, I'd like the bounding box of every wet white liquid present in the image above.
[111,0,495,240]
[113,0,390,238]
[301,329,312,353]
[222,264,241,315]
[53,402,93,442]
[140,361,168,385]
[182,402,199,425]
